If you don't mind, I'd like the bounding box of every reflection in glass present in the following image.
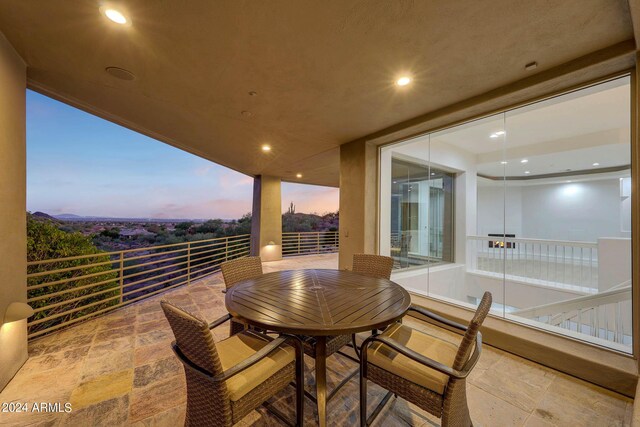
[390,158,454,268]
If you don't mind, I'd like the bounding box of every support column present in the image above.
[339,140,378,269]
[0,33,27,391]
[250,175,282,262]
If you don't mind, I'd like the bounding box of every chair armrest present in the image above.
[408,305,468,332]
[461,332,483,374]
[361,334,472,380]
[208,313,232,330]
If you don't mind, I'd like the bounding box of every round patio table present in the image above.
[225,269,411,427]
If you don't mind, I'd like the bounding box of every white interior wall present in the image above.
[478,178,627,242]
[477,184,523,237]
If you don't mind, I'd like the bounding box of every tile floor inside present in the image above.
[0,254,633,426]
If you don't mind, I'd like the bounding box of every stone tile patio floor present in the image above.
[0,253,633,426]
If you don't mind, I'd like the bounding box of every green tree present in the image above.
[99,227,120,239]
[175,221,194,231]
[27,213,119,336]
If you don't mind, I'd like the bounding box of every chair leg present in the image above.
[352,334,361,359]
[294,337,304,427]
[442,379,472,427]
[360,363,367,425]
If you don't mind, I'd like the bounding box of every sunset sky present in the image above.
[26,90,339,219]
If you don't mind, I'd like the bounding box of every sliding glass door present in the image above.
[379,75,632,352]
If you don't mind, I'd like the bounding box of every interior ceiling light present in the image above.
[101,7,128,24]
[490,130,505,139]
[396,76,412,86]
[525,61,538,71]
[249,91,257,96]
[524,171,530,174]
[521,159,528,163]
[241,110,252,117]
[261,144,271,152]
[296,173,302,178]
[592,162,600,166]
[500,161,508,165]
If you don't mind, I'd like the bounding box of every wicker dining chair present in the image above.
[220,256,263,336]
[161,301,304,427]
[360,292,492,427]
[352,253,394,280]
[299,254,396,403]
[351,253,395,357]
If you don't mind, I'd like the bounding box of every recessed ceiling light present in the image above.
[495,131,505,136]
[500,161,508,165]
[103,8,128,24]
[261,144,271,152]
[396,76,412,86]
[566,180,572,183]
[393,181,397,184]
[249,91,257,96]
[296,173,302,178]
[490,131,505,138]
[524,171,530,174]
[431,172,435,176]
[525,61,538,71]
[520,159,528,163]
[241,110,252,118]
[592,162,600,166]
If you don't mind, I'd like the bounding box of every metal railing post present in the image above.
[317,232,320,254]
[118,252,124,304]
[298,233,301,255]
[187,241,191,285]
[225,237,229,261]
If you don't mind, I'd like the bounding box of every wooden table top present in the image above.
[225,269,411,336]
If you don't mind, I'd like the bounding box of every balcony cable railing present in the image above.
[27,234,251,339]
[27,231,339,340]
[282,231,339,257]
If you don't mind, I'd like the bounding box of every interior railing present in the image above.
[513,282,632,346]
[467,235,598,289]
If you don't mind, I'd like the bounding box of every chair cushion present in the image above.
[216,332,295,401]
[367,323,458,394]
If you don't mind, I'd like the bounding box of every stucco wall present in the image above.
[0,31,27,391]
[338,140,377,270]
[250,175,282,262]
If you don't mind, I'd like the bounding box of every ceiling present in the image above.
[388,75,631,180]
[0,1,634,187]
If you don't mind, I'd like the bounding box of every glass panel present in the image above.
[379,75,632,352]
[503,76,632,352]
[430,113,506,314]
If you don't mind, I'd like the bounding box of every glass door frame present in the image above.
[376,69,638,358]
